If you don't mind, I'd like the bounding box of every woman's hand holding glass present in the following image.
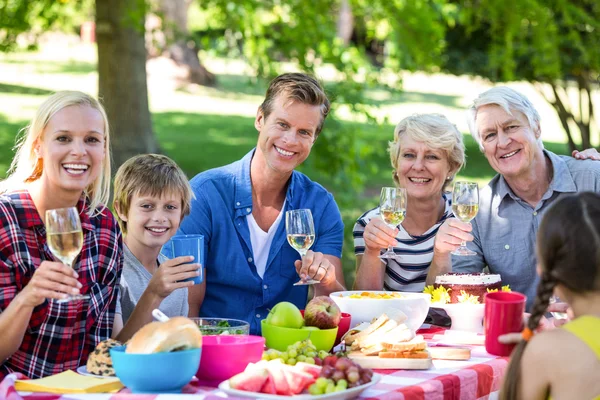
[363,218,398,255]
[45,207,89,302]
[19,261,82,307]
[379,187,407,260]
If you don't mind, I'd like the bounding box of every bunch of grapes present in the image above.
[319,355,374,388]
[262,339,326,366]
[308,377,347,395]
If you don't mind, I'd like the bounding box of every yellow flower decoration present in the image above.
[457,290,480,304]
[502,285,511,292]
[423,285,435,296]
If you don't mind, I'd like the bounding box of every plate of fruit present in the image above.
[219,345,380,399]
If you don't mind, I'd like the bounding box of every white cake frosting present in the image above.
[435,273,501,285]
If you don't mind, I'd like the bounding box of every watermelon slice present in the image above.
[294,362,322,379]
[282,368,315,395]
[264,362,291,395]
[229,368,269,392]
[260,373,277,394]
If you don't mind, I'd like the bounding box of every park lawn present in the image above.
[0,46,571,285]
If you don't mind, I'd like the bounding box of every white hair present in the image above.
[466,86,543,151]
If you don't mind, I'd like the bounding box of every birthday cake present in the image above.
[428,273,504,304]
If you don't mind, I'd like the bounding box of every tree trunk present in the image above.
[160,0,215,86]
[337,0,354,46]
[96,0,158,171]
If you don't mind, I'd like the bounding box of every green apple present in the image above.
[266,302,304,328]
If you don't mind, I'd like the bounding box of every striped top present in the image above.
[353,194,452,292]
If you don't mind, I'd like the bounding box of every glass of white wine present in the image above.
[46,207,89,303]
[549,295,568,320]
[379,187,407,260]
[286,209,319,286]
[451,181,479,256]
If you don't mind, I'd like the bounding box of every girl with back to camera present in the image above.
[0,91,122,379]
[501,192,600,400]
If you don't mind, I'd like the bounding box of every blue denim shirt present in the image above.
[452,150,600,310]
[179,149,344,334]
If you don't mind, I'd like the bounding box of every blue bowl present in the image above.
[110,346,201,393]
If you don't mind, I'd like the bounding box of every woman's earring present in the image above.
[446,176,452,180]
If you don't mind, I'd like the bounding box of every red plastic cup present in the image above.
[484,291,527,356]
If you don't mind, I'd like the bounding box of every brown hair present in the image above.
[259,73,330,136]
[500,192,600,399]
[113,154,193,235]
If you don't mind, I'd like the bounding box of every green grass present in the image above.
[0,46,574,286]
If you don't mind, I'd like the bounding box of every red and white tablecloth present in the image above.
[2,328,508,400]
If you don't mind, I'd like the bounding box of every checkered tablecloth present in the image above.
[3,328,508,400]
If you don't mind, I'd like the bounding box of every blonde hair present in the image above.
[113,154,193,235]
[0,91,111,216]
[389,114,465,191]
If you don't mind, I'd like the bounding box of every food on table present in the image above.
[266,301,304,329]
[126,316,202,354]
[86,339,122,376]
[428,273,508,304]
[342,292,404,299]
[195,319,248,335]
[262,339,322,366]
[304,296,341,329]
[316,355,373,390]
[345,310,431,363]
[230,359,317,395]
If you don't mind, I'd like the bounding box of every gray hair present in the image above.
[467,86,543,151]
[389,113,465,191]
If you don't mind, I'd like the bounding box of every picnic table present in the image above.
[2,327,508,400]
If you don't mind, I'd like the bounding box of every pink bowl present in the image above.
[195,335,265,386]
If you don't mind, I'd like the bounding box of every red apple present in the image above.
[304,296,341,329]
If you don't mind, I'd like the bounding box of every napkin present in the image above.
[15,370,123,394]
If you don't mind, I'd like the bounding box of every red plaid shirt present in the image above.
[0,190,123,379]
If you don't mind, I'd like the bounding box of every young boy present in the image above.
[111,154,201,341]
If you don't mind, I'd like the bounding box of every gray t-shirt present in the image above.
[116,244,189,322]
[452,150,600,310]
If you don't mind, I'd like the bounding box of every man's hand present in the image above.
[18,261,81,307]
[294,250,336,286]
[362,218,397,252]
[146,256,201,299]
[572,148,600,160]
[433,218,473,255]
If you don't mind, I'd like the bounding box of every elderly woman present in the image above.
[354,114,472,292]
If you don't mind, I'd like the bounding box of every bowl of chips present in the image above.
[329,291,431,333]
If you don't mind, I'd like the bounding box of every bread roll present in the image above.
[126,317,202,354]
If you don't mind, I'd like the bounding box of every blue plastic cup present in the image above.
[168,235,204,285]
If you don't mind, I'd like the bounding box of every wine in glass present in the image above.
[549,295,568,320]
[286,209,319,286]
[379,187,407,260]
[451,181,479,256]
[46,207,89,303]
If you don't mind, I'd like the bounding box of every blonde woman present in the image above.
[0,91,122,379]
[354,114,471,292]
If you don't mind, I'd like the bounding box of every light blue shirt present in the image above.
[452,150,600,310]
[179,149,344,334]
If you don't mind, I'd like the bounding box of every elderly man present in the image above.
[432,86,600,310]
[179,73,346,334]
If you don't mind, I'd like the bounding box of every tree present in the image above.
[442,0,600,151]
[96,0,157,168]
[157,0,215,85]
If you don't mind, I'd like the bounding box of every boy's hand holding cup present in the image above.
[164,234,204,286]
[147,256,201,299]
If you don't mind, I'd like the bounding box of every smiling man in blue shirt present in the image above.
[180,73,346,334]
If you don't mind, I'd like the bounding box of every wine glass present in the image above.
[45,207,89,303]
[549,295,568,320]
[286,209,319,286]
[451,181,479,256]
[378,187,407,260]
